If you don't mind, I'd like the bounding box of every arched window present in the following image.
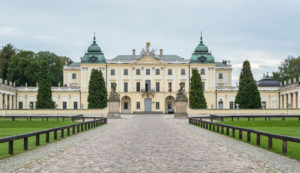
[136,69,140,75]
[219,73,223,79]
[156,69,160,75]
[111,69,115,76]
[146,69,150,75]
[181,69,185,75]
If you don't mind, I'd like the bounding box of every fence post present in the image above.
[282,140,287,154]
[24,137,28,150]
[36,134,40,146]
[247,131,250,142]
[256,134,260,145]
[54,130,57,140]
[239,130,242,140]
[46,132,50,143]
[217,125,219,132]
[9,140,13,154]
[268,137,272,149]
[221,126,224,134]
[73,125,75,134]
[232,129,235,138]
[226,127,229,136]
[61,129,64,138]
[81,124,84,131]
[67,128,70,136]
[213,124,215,131]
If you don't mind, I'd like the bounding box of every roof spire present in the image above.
[93,32,96,44]
[200,31,203,44]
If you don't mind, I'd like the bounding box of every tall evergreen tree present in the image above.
[189,69,207,109]
[235,60,261,109]
[88,69,107,109]
[36,61,55,109]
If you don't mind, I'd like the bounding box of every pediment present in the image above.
[133,56,163,65]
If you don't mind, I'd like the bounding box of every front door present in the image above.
[145,98,152,112]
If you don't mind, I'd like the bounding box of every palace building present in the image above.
[0,35,299,113]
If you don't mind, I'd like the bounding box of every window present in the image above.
[136,102,140,109]
[230,102,234,109]
[146,69,150,75]
[168,82,172,92]
[136,69,140,75]
[136,82,140,92]
[19,102,23,109]
[111,69,115,75]
[218,99,223,109]
[29,102,34,109]
[181,69,185,75]
[168,69,172,75]
[124,102,128,110]
[124,69,128,75]
[145,80,151,92]
[156,102,160,109]
[219,73,223,79]
[72,73,77,79]
[201,69,205,75]
[74,102,78,109]
[262,101,267,109]
[156,82,160,92]
[124,82,128,92]
[202,82,205,91]
[63,102,67,109]
[156,69,160,75]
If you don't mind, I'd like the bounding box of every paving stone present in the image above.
[7,115,300,172]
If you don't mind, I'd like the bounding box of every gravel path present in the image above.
[2,115,300,172]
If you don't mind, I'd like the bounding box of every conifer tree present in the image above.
[36,61,55,109]
[88,69,107,109]
[189,69,207,109]
[235,60,261,109]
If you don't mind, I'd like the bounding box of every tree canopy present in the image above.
[1,43,72,86]
[272,55,300,82]
[88,69,107,109]
[0,44,16,79]
[235,60,261,109]
[189,69,207,109]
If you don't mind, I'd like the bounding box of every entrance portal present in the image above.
[144,98,152,112]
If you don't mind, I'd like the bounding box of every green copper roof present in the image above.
[190,35,215,63]
[81,35,106,63]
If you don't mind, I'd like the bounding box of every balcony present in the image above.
[141,88,155,97]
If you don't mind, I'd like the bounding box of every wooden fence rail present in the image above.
[0,114,84,122]
[198,114,300,122]
[189,117,300,154]
[0,117,107,155]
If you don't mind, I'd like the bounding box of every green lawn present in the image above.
[215,117,300,160]
[0,118,78,159]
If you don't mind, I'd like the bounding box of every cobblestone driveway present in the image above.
[15,115,278,172]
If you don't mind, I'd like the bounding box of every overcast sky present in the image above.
[1,0,300,85]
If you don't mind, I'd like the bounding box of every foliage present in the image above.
[88,69,107,109]
[7,51,37,86]
[0,44,16,79]
[36,51,64,86]
[36,61,55,109]
[189,69,207,109]
[60,56,74,66]
[235,60,261,109]
[272,55,300,82]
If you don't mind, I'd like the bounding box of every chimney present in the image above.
[132,49,136,55]
[160,49,163,56]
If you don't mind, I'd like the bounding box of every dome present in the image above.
[195,43,209,52]
[87,36,101,52]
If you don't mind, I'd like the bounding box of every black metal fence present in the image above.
[189,116,300,154]
[0,114,84,122]
[0,117,107,155]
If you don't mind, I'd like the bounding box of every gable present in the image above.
[133,56,163,65]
